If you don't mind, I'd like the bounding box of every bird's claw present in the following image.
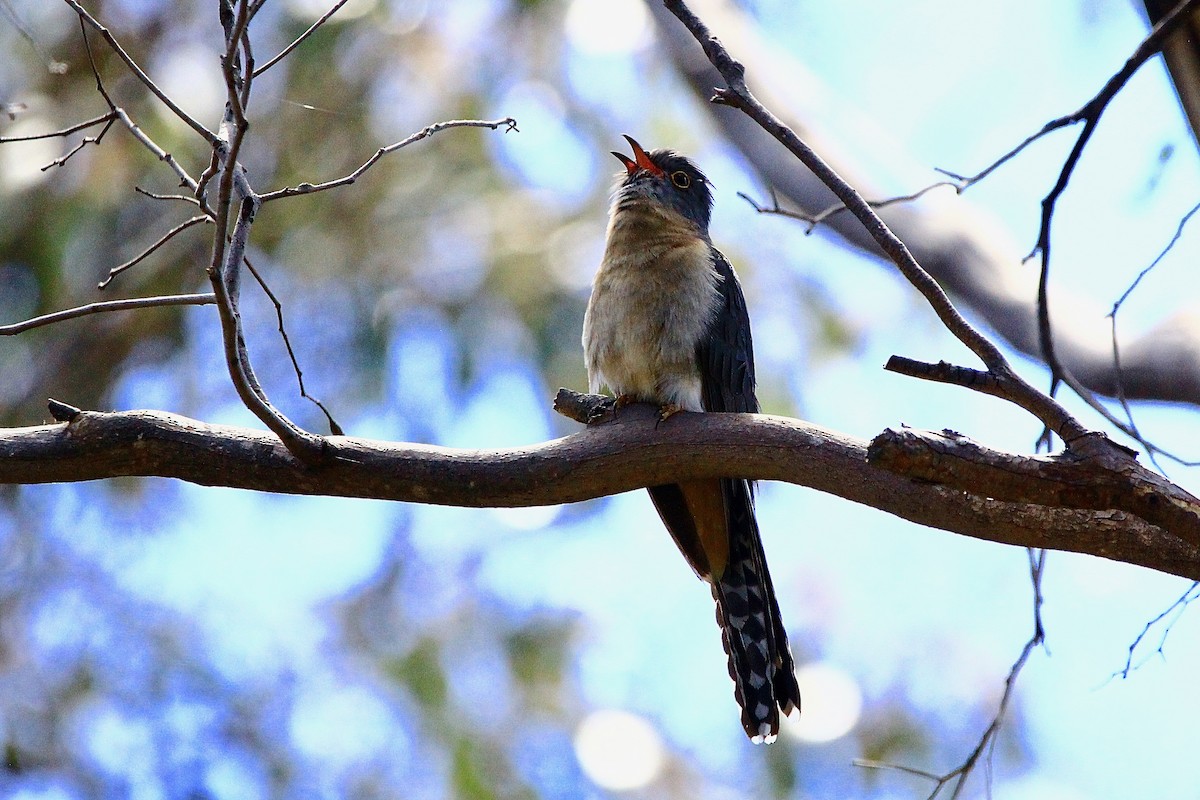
[656,403,683,428]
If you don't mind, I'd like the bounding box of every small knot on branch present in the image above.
[47,398,82,422]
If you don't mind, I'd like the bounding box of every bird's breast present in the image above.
[583,209,719,409]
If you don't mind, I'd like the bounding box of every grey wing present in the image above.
[698,249,758,414]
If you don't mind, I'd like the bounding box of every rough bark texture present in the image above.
[4,396,1198,580]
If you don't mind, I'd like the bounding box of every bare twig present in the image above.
[74,17,201,192]
[855,551,1046,799]
[97,215,211,289]
[244,257,344,435]
[662,0,1094,448]
[1103,200,1200,468]
[253,0,351,77]
[63,0,218,145]
[0,294,216,335]
[1114,581,1200,679]
[1030,0,1200,397]
[941,0,1200,414]
[742,180,961,234]
[39,115,116,170]
[134,186,202,206]
[200,1,327,462]
[0,112,115,143]
[259,117,519,201]
[884,357,1002,396]
[208,197,326,462]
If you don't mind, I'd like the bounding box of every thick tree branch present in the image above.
[3,399,1198,580]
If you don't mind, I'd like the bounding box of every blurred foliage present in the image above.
[0,1,1021,798]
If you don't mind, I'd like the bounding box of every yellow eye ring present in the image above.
[670,170,691,189]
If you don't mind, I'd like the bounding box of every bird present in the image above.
[582,135,801,743]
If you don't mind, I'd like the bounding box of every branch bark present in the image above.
[4,398,1198,581]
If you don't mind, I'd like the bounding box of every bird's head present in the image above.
[611,134,714,234]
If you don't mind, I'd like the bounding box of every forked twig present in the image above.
[63,0,217,144]
[662,0,1092,447]
[1113,581,1200,680]
[259,117,519,202]
[0,112,115,143]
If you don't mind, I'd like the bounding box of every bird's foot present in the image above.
[656,403,683,428]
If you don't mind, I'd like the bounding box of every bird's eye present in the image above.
[670,171,691,189]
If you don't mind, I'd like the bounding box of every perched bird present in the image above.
[582,135,801,742]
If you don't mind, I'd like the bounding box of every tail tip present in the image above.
[750,721,778,745]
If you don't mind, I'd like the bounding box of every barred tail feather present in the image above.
[713,478,801,742]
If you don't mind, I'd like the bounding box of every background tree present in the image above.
[1,1,1199,798]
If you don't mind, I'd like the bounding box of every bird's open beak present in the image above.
[611,134,664,178]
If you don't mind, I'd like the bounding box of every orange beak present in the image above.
[611,134,664,178]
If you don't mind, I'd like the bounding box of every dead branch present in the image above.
[0,294,215,335]
[258,117,519,202]
[662,0,1100,452]
[1025,0,1200,401]
[64,0,217,144]
[646,0,1200,408]
[97,216,211,289]
[253,0,352,77]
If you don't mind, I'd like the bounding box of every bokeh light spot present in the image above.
[573,709,665,791]
[783,662,863,744]
[564,0,651,55]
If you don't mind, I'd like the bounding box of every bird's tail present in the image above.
[711,478,801,743]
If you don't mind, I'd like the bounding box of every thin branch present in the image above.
[888,355,1197,470]
[0,111,115,143]
[955,0,1200,417]
[742,180,961,234]
[0,294,216,335]
[39,115,116,170]
[199,1,325,462]
[1114,581,1200,680]
[884,357,1003,397]
[134,186,202,206]
[661,0,1093,448]
[244,257,344,436]
[253,0,351,77]
[259,117,519,202]
[1112,198,1200,313]
[97,215,211,290]
[1104,200,1200,468]
[63,0,218,145]
[940,628,1043,799]
[857,547,1046,799]
[74,16,200,192]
